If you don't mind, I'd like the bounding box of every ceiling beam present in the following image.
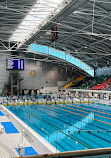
[18,0,89,48]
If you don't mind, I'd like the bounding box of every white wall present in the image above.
[0,54,72,91]
[39,87,58,93]
[19,59,71,90]
[57,81,66,88]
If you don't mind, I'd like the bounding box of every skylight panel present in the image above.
[10,0,65,43]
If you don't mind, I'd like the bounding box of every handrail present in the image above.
[14,147,111,158]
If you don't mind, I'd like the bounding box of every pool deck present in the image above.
[0,105,59,158]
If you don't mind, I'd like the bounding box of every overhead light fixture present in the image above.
[9,0,67,43]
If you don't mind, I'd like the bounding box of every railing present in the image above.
[14,147,111,158]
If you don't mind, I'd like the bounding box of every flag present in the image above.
[51,27,54,43]
[51,25,58,43]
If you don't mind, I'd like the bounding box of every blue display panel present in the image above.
[6,59,24,70]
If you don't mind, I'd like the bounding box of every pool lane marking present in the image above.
[35,105,108,131]
[58,104,111,121]
[33,105,109,132]
[17,106,92,149]
[68,104,111,117]
[9,107,50,136]
[12,105,109,149]
[34,105,111,145]
[25,107,97,147]
[46,104,111,126]
[30,106,110,146]
[37,105,111,141]
[28,105,111,147]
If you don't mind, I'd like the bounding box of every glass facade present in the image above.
[30,43,94,77]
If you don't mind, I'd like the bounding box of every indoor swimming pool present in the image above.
[6,103,111,152]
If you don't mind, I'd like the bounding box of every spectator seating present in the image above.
[93,77,111,90]
[77,75,111,90]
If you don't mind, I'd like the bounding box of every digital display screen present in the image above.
[6,59,24,70]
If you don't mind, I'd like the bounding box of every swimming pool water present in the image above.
[7,103,111,152]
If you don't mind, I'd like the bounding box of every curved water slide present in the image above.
[64,76,86,89]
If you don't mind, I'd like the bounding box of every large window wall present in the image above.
[30,44,94,77]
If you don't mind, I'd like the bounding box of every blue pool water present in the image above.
[7,103,111,152]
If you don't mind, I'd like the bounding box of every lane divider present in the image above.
[69,104,111,116]
[3,100,93,106]
[46,104,111,126]
[16,106,93,149]
[58,104,111,121]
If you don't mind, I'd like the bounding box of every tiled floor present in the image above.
[0,113,37,157]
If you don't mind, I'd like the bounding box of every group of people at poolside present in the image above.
[0,92,91,105]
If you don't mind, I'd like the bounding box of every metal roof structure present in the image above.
[0,0,111,74]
